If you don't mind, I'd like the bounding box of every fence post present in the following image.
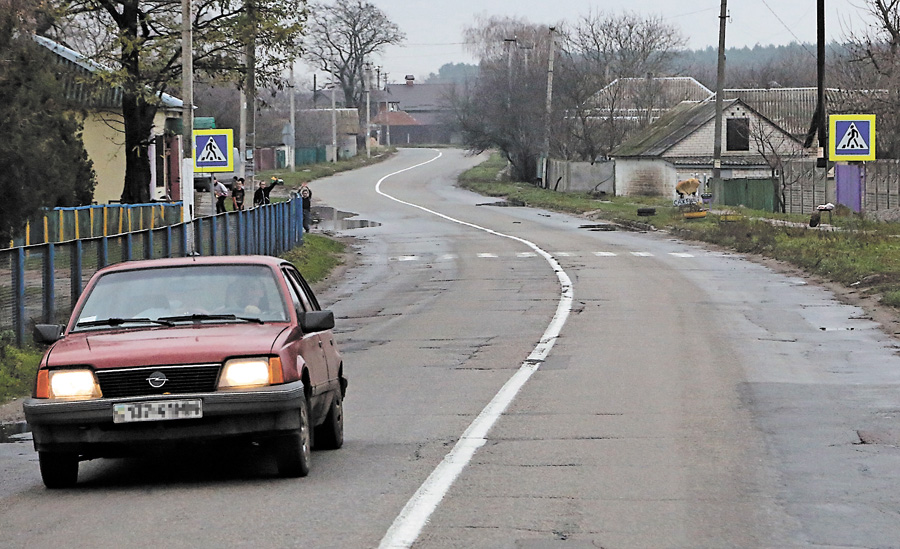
[99,236,108,268]
[43,243,55,324]
[210,215,218,256]
[14,247,25,346]
[71,239,83,308]
[125,232,133,262]
[166,225,173,258]
[146,229,154,260]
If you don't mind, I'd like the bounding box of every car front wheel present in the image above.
[39,451,79,489]
[275,398,311,477]
[314,390,344,450]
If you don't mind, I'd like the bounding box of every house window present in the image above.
[726,118,750,151]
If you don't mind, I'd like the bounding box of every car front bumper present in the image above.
[23,380,306,455]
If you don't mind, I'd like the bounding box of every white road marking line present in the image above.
[593,251,617,257]
[477,253,498,258]
[517,252,538,258]
[669,252,694,258]
[391,255,419,262]
[630,251,653,256]
[437,254,457,261]
[556,252,576,257]
[374,150,573,549]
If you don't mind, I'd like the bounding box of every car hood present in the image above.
[46,323,289,369]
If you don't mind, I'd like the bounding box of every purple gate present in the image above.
[835,163,863,212]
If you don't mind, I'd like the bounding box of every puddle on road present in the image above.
[312,207,381,231]
[0,421,30,443]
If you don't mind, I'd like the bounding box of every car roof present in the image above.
[96,255,289,274]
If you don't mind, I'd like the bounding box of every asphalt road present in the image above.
[3,148,900,548]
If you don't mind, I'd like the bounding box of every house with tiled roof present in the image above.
[34,36,185,204]
[610,98,809,197]
[372,76,457,144]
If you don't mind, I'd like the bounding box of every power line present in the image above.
[758,0,817,58]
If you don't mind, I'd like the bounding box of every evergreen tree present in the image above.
[0,3,95,243]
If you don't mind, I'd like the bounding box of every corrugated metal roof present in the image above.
[611,99,732,157]
[32,35,183,110]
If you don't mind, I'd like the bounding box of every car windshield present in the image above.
[73,264,290,331]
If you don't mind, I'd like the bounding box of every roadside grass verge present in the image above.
[0,332,41,405]
[257,148,397,190]
[281,233,347,284]
[458,151,900,308]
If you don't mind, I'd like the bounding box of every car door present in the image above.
[280,267,329,394]
[283,267,340,384]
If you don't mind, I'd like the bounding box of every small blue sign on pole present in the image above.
[829,114,875,162]
[194,129,234,172]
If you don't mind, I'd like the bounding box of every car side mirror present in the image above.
[34,324,64,344]
[298,310,335,333]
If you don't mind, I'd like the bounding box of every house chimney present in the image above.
[405,75,415,86]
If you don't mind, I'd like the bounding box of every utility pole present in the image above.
[180,0,194,234]
[505,37,516,110]
[384,72,391,146]
[542,27,556,189]
[365,62,372,158]
[331,72,337,162]
[712,0,728,182]
[246,0,257,183]
[816,0,827,168]
[288,63,296,172]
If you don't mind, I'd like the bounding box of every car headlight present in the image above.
[37,369,102,399]
[218,357,283,389]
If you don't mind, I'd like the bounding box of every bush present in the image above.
[0,331,41,402]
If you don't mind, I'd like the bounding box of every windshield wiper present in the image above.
[76,317,175,328]
[158,314,264,324]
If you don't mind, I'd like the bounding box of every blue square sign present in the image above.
[194,129,234,172]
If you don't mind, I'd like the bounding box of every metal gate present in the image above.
[722,178,776,212]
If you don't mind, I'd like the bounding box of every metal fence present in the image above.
[8,202,185,248]
[0,197,304,346]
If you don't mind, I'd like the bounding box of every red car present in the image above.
[24,255,346,488]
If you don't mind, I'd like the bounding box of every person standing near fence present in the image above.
[232,178,245,211]
[300,183,312,232]
[214,177,228,214]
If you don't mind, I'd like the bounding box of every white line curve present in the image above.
[376,150,574,549]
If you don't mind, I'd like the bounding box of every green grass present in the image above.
[0,331,40,404]
[458,151,900,307]
[257,148,397,190]
[281,233,347,284]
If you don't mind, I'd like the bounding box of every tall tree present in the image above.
[0,0,95,242]
[304,0,404,109]
[558,11,685,161]
[832,0,900,158]
[47,0,307,203]
[454,16,552,181]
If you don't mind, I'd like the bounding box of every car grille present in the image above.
[95,364,221,398]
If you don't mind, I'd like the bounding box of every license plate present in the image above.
[113,399,203,424]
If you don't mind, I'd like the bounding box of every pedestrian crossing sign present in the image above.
[194,129,234,172]
[830,114,875,161]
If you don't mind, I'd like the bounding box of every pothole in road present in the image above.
[0,421,30,443]
[312,207,381,231]
[476,199,526,207]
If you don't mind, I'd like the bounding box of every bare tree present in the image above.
[556,11,685,161]
[304,0,404,109]
[48,0,306,203]
[832,0,900,158]
[453,16,555,182]
[750,117,809,212]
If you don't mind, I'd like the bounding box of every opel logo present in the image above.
[147,371,168,389]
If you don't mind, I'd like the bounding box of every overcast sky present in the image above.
[359,0,867,83]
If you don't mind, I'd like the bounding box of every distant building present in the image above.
[372,75,457,145]
[610,98,809,197]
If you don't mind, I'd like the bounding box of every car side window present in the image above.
[282,268,315,312]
